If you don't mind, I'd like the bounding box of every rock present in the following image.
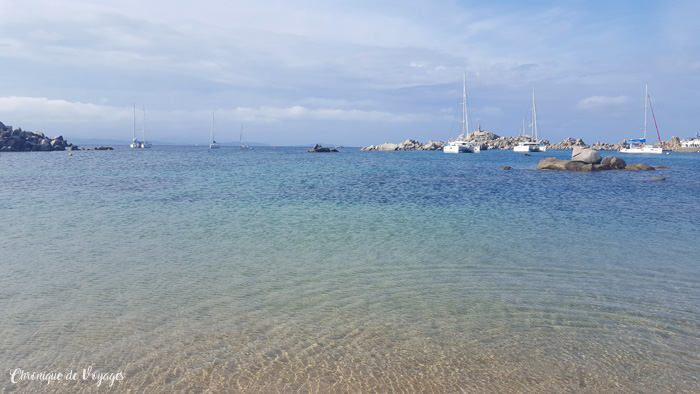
[537,156,655,173]
[307,144,338,153]
[649,177,666,181]
[624,163,655,171]
[501,166,512,170]
[601,156,627,170]
[361,142,400,151]
[654,165,669,169]
[571,146,602,164]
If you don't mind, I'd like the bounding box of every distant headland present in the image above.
[361,129,686,151]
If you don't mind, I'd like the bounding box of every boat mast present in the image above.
[532,84,538,142]
[462,72,468,136]
[133,103,136,141]
[142,105,146,141]
[643,84,648,141]
[210,111,215,144]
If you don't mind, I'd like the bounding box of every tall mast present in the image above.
[532,84,538,141]
[644,84,648,141]
[142,105,146,140]
[133,103,136,140]
[462,72,468,136]
[210,111,215,144]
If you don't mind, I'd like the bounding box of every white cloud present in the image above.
[576,95,631,111]
[0,97,128,123]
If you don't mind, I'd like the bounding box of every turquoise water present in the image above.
[1,147,699,393]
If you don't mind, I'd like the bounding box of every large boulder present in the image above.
[601,156,627,170]
[536,157,593,171]
[571,146,602,164]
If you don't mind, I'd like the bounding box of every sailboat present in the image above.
[140,105,152,148]
[514,85,547,152]
[130,103,141,148]
[209,112,221,149]
[444,72,480,153]
[240,124,251,149]
[619,84,662,154]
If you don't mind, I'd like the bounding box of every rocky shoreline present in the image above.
[0,121,77,152]
[361,129,686,151]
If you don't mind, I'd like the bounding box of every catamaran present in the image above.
[444,73,479,153]
[210,112,220,149]
[514,85,547,152]
[620,84,662,154]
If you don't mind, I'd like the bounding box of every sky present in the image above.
[1,0,699,146]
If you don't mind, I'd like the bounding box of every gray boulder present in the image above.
[601,156,627,170]
[536,157,593,171]
[571,146,602,164]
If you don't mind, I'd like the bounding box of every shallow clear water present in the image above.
[1,146,699,393]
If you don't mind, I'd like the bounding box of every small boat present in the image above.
[514,85,547,152]
[444,73,480,154]
[620,84,662,154]
[209,112,220,149]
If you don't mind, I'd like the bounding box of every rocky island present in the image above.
[361,128,687,151]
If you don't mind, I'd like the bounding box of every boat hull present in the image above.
[444,145,477,153]
[619,146,662,154]
[514,143,546,152]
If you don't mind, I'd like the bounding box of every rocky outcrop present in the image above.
[0,123,76,152]
[536,149,657,172]
[361,142,400,151]
[307,144,339,153]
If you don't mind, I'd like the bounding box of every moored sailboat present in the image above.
[619,84,662,154]
[514,85,547,152]
[444,72,480,154]
[210,112,220,149]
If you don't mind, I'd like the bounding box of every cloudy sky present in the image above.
[1,0,698,146]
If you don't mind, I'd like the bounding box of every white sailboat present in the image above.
[209,112,221,149]
[619,84,662,154]
[240,124,251,149]
[130,103,141,148]
[514,85,547,152]
[444,72,480,154]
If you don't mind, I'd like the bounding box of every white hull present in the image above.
[444,141,479,153]
[514,142,547,152]
[210,143,221,149]
[619,145,662,154]
[141,141,152,148]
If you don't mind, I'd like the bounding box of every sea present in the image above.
[1,146,699,393]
